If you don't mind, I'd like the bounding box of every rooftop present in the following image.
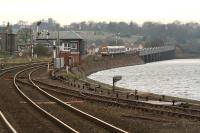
[37,31,83,40]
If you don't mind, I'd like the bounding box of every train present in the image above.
[100,45,139,56]
[100,45,175,57]
[101,46,126,56]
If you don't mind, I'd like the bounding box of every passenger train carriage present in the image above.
[101,46,126,56]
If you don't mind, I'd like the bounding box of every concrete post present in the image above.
[53,41,56,59]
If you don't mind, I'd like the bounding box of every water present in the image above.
[88,59,200,101]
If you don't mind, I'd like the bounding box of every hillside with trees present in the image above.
[9,18,200,57]
[67,21,200,55]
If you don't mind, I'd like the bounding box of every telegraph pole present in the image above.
[31,25,34,59]
[57,31,60,58]
[34,21,42,59]
[6,22,9,54]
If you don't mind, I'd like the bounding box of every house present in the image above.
[36,31,84,66]
[87,43,99,55]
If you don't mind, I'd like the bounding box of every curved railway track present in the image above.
[14,67,128,133]
[14,66,79,133]
[0,62,49,133]
[0,62,48,77]
[30,78,200,121]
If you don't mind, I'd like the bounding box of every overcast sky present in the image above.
[1,0,200,25]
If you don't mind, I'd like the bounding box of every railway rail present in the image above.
[31,78,200,121]
[0,62,50,133]
[14,66,79,133]
[0,111,17,133]
[2,61,200,132]
[14,67,128,133]
[0,62,47,76]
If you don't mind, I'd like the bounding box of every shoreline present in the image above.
[80,56,200,105]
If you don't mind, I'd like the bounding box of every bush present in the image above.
[63,72,83,80]
[33,44,48,56]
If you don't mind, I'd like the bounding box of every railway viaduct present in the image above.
[139,46,176,63]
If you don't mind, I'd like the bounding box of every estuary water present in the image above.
[88,59,200,101]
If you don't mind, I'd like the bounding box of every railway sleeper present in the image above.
[82,96,200,121]
[33,79,200,121]
[42,79,200,115]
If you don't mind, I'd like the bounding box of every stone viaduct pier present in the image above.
[139,46,176,63]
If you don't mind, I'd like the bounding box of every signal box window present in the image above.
[70,43,77,49]
[64,43,70,50]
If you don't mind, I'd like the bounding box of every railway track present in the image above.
[30,78,200,121]
[14,66,80,133]
[0,62,54,133]
[0,62,48,77]
[14,67,128,133]
[0,111,17,133]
